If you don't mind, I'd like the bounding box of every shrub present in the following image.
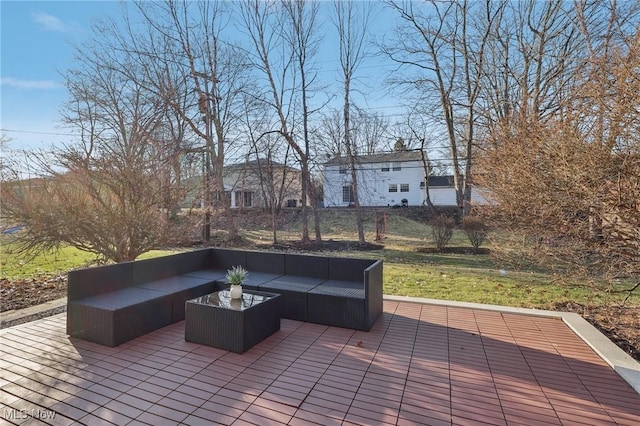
[461,216,488,248]
[430,215,455,250]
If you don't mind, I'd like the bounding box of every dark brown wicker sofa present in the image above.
[67,248,383,346]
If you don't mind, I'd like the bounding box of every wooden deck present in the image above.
[1,299,639,425]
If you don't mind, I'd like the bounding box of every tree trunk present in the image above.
[299,160,311,243]
[419,140,437,216]
[344,88,366,244]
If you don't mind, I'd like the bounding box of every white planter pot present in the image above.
[229,284,243,299]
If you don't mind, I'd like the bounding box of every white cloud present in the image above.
[0,78,60,89]
[32,12,67,32]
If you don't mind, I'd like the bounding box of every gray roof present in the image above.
[324,150,423,165]
[427,175,455,187]
[225,159,299,172]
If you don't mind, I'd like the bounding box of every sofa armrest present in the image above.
[364,260,384,330]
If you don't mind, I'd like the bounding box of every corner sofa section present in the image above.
[307,257,383,331]
[66,249,215,346]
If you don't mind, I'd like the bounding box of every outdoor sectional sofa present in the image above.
[66,248,383,347]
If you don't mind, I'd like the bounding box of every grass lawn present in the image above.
[2,208,637,311]
[240,209,637,311]
[0,235,177,279]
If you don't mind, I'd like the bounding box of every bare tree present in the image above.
[97,0,248,242]
[240,0,322,244]
[0,134,13,182]
[240,100,294,244]
[383,0,502,216]
[0,53,183,263]
[281,0,324,243]
[350,107,389,155]
[316,109,346,157]
[480,0,582,128]
[334,0,373,245]
[317,107,388,157]
[406,114,438,215]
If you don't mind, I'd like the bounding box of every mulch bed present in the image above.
[417,247,491,255]
[1,275,67,313]
[256,239,384,252]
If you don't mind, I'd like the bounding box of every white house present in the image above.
[322,151,486,207]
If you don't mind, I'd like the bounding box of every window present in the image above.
[235,191,253,207]
[342,185,354,203]
[243,191,253,207]
[420,181,425,189]
[389,184,398,193]
[392,162,401,171]
[339,165,347,174]
[381,163,390,172]
[400,184,409,192]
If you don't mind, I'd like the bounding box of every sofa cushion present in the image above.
[284,254,328,279]
[241,271,281,290]
[309,280,365,299]
[134,276,216,321]
[246,251,285,275]
[180,269,227,282]
[328,258,377,282]
[71,287,167,310]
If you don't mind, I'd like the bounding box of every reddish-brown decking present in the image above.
[1,300,638,425]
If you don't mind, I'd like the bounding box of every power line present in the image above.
[1,128,76,137]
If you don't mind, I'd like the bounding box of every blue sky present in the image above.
[1,1,126,151]
[1,1,402,153]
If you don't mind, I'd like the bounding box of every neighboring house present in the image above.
[426,175,458,206]
[223,159,304,209]
[323,151,486,207]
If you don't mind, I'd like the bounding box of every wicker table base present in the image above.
[184,289,281,353]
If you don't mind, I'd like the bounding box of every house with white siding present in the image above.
[322,151,486,207]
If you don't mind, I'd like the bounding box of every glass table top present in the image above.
[190,290,277,311]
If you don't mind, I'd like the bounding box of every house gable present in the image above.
[323,151,426,207]
[224,159,304,208]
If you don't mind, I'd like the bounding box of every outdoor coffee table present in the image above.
[184,289,281,353]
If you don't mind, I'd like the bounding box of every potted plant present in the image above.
[225,265,248,299]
